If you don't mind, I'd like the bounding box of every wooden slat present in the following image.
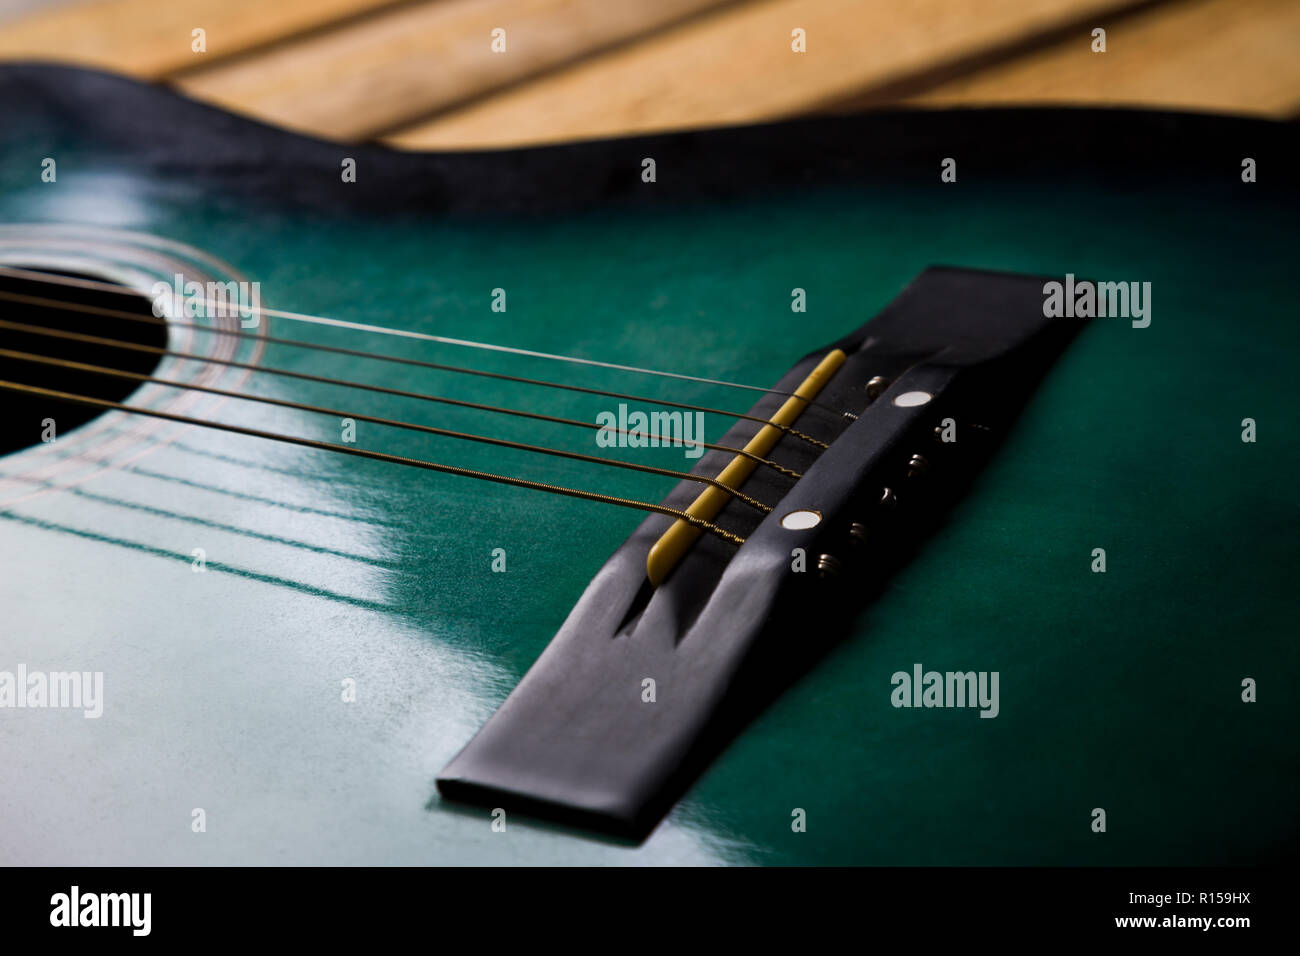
[0,0,405,78]
[903,0,1300,117]
[176,0,734,141]
[0,0,87,22]
[384,0,1148,149]
[3,0,1291,148]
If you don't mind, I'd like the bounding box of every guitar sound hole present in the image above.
[0,270,167,457]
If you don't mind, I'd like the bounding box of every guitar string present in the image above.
[0,379,749,547]
[0,272,839,535]
[0,347,774,514]
[0,317,802,480]
[0,285,829,448]
[0,265,849,416]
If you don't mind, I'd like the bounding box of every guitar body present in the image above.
[0,64,1295,865]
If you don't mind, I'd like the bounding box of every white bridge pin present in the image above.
[892,390,934,407]
[780,509,822,530]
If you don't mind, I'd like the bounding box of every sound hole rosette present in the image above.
[0,225,266,505]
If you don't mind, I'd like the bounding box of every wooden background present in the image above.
[0,0,1297,148]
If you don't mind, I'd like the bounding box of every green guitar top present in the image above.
[0,64,1295,865]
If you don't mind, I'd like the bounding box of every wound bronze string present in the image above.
[0,283,832,445]
[0,269,852,539]
[0,266,846,424]
[0,379,749,547]
[0,317,803,480]
[0,347,772,513]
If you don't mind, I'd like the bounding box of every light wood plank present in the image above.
[904,0,1300,117]
[385,0,1143,148]
[0,0,405,78]
[176,0,734,141]
[0,0,90,23]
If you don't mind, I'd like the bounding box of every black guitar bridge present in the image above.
[437,266,1079,838]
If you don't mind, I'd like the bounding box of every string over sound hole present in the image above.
[0,271,166,457]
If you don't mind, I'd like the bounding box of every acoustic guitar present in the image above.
[0,63,1294,865]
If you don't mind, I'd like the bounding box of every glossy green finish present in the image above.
[0,102,1296,865]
